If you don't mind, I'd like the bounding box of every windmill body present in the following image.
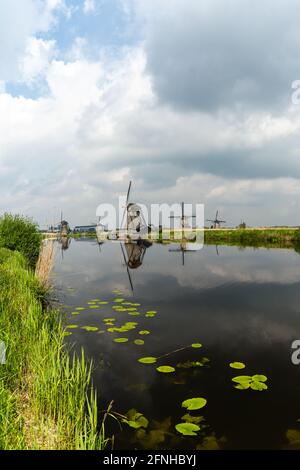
[206,210,226,229]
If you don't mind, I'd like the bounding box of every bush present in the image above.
[0,214,41,268]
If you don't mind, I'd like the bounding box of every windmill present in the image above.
[169,202,197,239]
[206,210,226,229]
[120,240,152,293]
[120,181,152,241]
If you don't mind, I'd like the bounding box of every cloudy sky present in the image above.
[1,0,300,227]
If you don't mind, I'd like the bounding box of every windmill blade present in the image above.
[126,181,132,205]
[120,181,132,230]
[120,243,134,293]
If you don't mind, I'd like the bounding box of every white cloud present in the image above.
[19,37,57,85]
[83,0,96,15]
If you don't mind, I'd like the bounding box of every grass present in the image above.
[0,247,109,449]
[203,227,300,249]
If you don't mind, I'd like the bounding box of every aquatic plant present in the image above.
[175,422,200,436]
[156,366,175,373]
[232,374,268,391]
[123,409,149,430]
[182,398,207,411]
[229,362,246,369]
[138,357,157,364]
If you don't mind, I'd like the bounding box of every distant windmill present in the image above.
[206,210,226,229]
[169,202,196,235]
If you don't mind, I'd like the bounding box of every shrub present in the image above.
[0,214,41,268]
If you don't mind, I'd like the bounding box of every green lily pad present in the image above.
[232,375,252,383]
[230,362,246,369]
[181,414,204,424]
[99,301,109,305]
[138,357,157,364]
[66,325,78,329]
[250,381,268,391]
[81,326,98,332]
[134,339,145,345]
[182,397,207,411]
[75,307,85,311]
[114,298,125,303]
[252,374,267,382]
[113,337,129,343]
[191,343,202,348]
[177,358,210,368]
[123,409,149,429]
[157,366,175,373]
[63,331,72,336]
[175,422,200,436]
[139,330,150,335]
[71,312,80,315]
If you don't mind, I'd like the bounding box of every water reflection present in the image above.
[52,240,300,449]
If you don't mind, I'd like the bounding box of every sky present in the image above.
[1,0,300,228]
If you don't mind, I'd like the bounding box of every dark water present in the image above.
[52,239,300,450]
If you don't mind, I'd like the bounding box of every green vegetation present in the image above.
[204,228,299,249]
[0,245,108,448]
[0,214,42,268]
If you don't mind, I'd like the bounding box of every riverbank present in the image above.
[203,227,300,249]
[0,244,107,449]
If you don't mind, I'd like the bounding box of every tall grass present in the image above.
[0,248,108,449]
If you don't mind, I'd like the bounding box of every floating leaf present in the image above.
[89,305,99,309]
[146,311,157,315]
[182,397,207,411]
[229,362,246,369]
[66,325,78,329]
[139,330,150,335]
[75,307,85,311]
[71,312,80,315]
[175,422,200,436]
[232,375,252,383]
[114,298,125,303]
[123,409,149,429]
[138,357,157,364]
[191,343,202,349]
[177,358,210,368]
[63,331,72,336]
[250,381,268,391]
[99,301,108,305]
[128,312,141,316]
[181,414,204,424]
[157,366,175,373]
[81,326,98,332]
[113,337,128,343]
[252,374,267,382]
[103,318,116,322]
[134,339,145,346]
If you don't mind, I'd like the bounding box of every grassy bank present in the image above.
[0,215,108,450]
[203,227,300,249]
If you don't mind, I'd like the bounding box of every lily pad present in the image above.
[114,298,125,303]
[75,307,85,311]
[138,357,157,364]
[139,330,150,335]
[134,339,145,346]
[181,414,204,424]
[157,366,175,373]
[71,312,80,315]
[252,374,267,382]
[191,343,202,349]
[175,422,200,436]
[66,325,78,329]
[182,397,207,411]
[230,362,246,369]
[113,337,129,343]
[81,326,98,332]
[250,381,268,391]
[123,409,149,430]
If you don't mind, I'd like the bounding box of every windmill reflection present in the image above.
[120,240,152,292]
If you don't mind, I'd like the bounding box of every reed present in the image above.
[0,248,108,450]
[35,238,56,288]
